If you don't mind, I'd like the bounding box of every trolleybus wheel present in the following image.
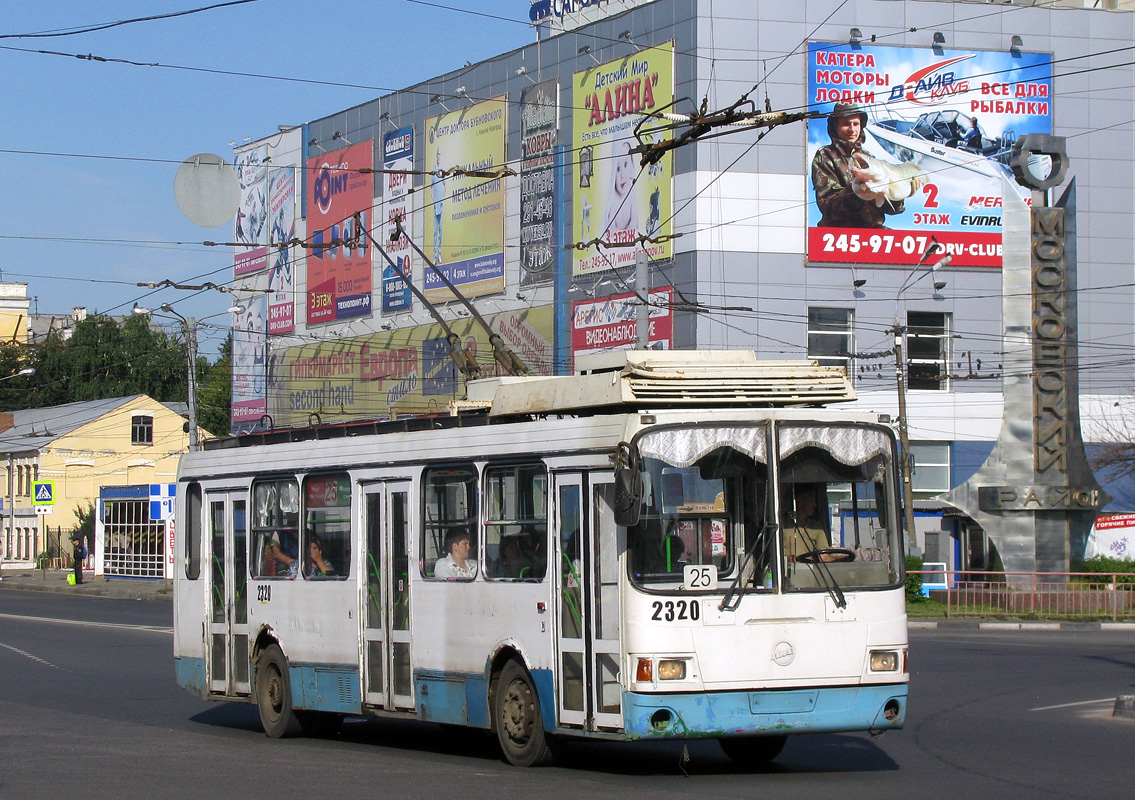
[719,733,788,764]
[256,644,303,738]
[494,659,555,767]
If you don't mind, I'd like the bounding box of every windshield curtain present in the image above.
[778,424,902,592]
[629,426,769,589]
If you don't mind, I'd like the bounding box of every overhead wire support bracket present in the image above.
[630,95,821,166]
[392,217,530,377]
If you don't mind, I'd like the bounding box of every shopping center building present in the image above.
[228,0,1135,570]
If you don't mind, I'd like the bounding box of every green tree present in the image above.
[25,314,188,408]
[73,501,97,541]
[0,340,36,411]
[197,334,232,436]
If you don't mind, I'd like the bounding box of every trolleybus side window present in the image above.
[250,478,300,580]
[777,424,902,591]
[628,426,768,588]
[302,473,351,580]
[484,463,547,581]
[422,465,478,580]
[185,482,202,580]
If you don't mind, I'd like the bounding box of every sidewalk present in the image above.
[0,569,172,602]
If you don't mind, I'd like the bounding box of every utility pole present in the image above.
[635,250,649,347]
[183,316,200,452]
[135,304,201,451]
[892,322,918,553]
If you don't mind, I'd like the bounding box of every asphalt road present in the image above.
[0,589,1131,799]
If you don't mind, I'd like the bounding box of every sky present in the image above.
[0,1,535,353]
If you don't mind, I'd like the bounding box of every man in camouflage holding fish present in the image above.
[811,103,924,228]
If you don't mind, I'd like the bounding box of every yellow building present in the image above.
[0,283,30,344]
[0,394,200,574]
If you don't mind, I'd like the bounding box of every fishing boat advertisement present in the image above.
[806,42,1052,267]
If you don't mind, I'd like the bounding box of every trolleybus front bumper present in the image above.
[623,684,906,739]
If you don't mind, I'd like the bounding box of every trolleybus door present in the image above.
[206,491,250,696]
[554,472,623,731]
[361,481,414,710]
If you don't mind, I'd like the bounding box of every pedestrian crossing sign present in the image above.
[33,481,55,505]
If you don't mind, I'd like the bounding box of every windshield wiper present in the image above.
[719,522,774,612]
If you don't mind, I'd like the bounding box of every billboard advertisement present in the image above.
[267,167,296,334]
[571,287,673,367]
[275,306,553,426]
[572,43,673,276]
[306,140,374,324]
[806,42,1052,268]
[234,145,268,277]
[381,126,414,313]
[423,97,507,303]
[232,296,267,427]
[519,80,559,286]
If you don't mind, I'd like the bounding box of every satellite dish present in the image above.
[173,153,240,228]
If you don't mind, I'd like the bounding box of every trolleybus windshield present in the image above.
[627,423,902,592]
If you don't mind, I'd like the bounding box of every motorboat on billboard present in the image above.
[866,109,1015,181]
[867,109,1052,184]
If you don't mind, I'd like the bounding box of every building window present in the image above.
[910,442,951,499]
[808,307,854,380]
[131,415,154,445]
[907,312,950,391]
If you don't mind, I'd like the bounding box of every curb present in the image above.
[910,620,1135,631]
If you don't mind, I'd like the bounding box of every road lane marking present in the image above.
[1030,698,1116,712]
[0,641,60,669]
[0,612,172,634]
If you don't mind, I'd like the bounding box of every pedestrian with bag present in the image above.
[71,535,84,585]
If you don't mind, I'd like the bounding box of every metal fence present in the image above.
[912,570,1135,620]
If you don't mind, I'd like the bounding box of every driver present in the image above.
[783,484,833,562]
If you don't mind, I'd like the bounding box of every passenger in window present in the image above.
[494,530,536,579]
[434,528,477,579]
[305,533,335,578]
[264,533,298,578]
[782,484,833,561]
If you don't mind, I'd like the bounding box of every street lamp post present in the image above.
[892,246,952,556]
[161,305,201,452]
[891,323,918,553]
[134,304,242,453]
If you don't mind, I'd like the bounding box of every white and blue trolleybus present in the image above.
[173,351,908,766]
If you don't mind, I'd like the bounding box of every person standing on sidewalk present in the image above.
[71,535,84,585]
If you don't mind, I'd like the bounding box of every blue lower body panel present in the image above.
[175,656,207,698]
[414,668,554,731]
[290,664,361,714]
[623,684,907,739]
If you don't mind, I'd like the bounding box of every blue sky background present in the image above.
[0,1,533,352]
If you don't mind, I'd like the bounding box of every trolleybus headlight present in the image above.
[869,650,899,672]
[657,659,687,680]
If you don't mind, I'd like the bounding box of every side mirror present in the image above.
[614,468,641,527]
